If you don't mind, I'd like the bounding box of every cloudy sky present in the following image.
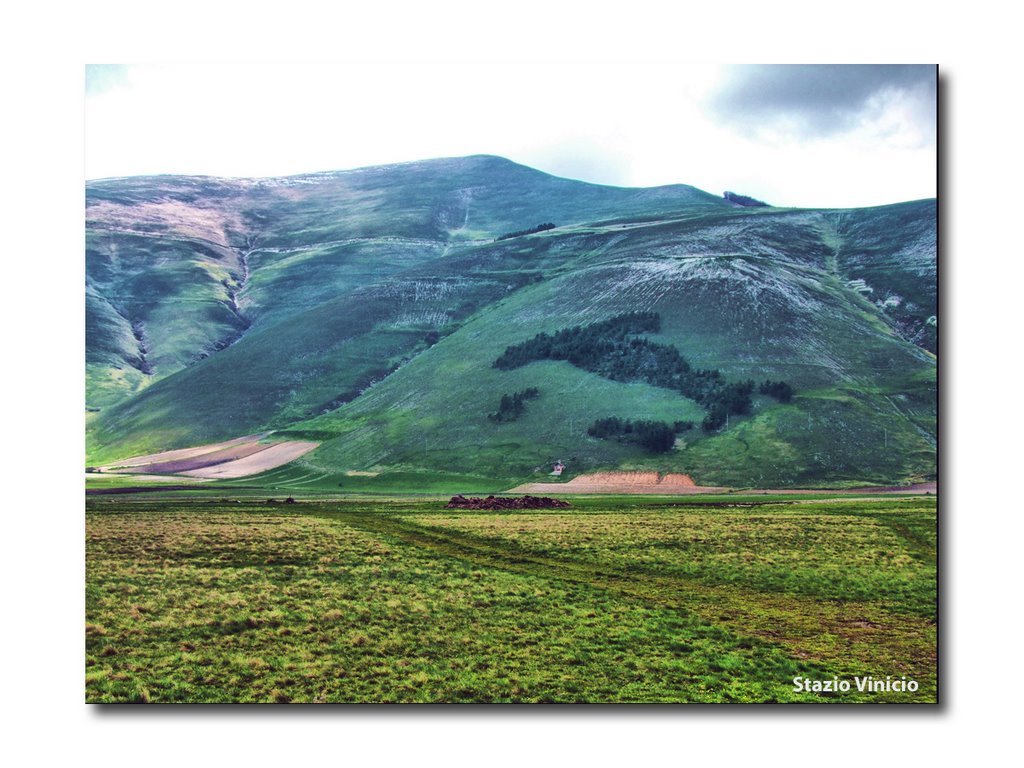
[85,62,936,209]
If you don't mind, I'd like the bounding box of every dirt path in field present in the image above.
[86,473,212,484]
[180,441,319,478]
[86,485,206,495]
[739,481,937,496]
[509,472,936,496]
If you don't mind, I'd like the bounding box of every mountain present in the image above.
[85,155,936,489]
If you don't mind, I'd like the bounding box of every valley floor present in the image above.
[85,494,937,703]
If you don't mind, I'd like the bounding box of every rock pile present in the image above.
[445,494,571,510]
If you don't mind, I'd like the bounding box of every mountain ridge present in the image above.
[86,155,936,489]
[86,154,718,195]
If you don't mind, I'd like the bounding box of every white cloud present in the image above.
[85,62,936,208]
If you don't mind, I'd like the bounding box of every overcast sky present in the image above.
[85,62,936,209]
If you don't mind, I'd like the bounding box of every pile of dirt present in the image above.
[446,494,571,510]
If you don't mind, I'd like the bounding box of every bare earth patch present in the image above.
[102,434,267,471]
[113,442,277,475]
[97,434,318,480]
[510,472,936,496]
[180,442,319,479]
[511,471,726,495]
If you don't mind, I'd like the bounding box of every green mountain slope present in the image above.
[85,156,936,488]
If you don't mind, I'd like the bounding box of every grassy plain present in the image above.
[85,494,936,703]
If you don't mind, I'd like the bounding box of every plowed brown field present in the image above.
[98,435,318,480]
[102,434,267,471]
[511,471,726,495]
[509,472,936,496]
[180,441,319,478]
[110,441,274,475]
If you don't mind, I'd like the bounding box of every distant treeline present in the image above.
[495,222,556,241]
[724,191,769,207]
[494,312,773,432]
[759,380,794,403]
[587,417,694,453]
[488,387,540,422]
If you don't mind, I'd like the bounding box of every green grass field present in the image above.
[85,494,936,703]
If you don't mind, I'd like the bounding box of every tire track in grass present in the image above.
[315,507,935,699]
[273,471,319,487]
[281,472,332,488]
[872,516,937,564]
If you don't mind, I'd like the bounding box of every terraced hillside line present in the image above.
[315,506,936,692]
[251,236,467,255]
[882,393,938,450]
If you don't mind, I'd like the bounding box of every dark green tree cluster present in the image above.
[487,387,540,422]
[759,380,794,403]
[724,191,769,207]
[494,313,781,432]
[587,417,682,453]
[495,222,557,241]
[700,380,755,431]
[494,312,661,371]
